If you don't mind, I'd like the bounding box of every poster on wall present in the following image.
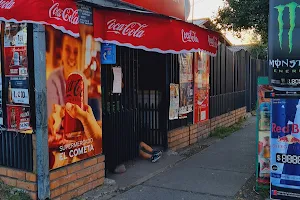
[270,98,300,199]
[194,51,210,123]
[4,23,28,76]
[3,22,31,131]
[256,77,272,188]
[6,77,30,105]
[169,83,179,120]
[179,53,193,115]
[7,105,31,131]
[46,7,102,170]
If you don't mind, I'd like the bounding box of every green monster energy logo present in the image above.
[275,2,299,53]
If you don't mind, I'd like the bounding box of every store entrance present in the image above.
[102,46,168,172]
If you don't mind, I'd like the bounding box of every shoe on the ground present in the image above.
[153,150,163,157]
[151,154,161,163]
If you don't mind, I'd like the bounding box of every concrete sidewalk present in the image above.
[110,117,256,200]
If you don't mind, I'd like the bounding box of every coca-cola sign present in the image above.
[181,29,199,43]
[0,0,15,9]
[107,19,148,38]
[208,35,218,48]
[49,1,79,25]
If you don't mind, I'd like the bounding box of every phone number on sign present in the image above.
[277,153,300,165]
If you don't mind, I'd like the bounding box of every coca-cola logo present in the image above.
[49,2,79,25]
[66,79,83,97]
[107,19,148,38]
[208,35,218,48]
[182,29,199,43]
[0,0,15,9]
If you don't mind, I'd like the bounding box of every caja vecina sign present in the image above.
[269,1,300,91]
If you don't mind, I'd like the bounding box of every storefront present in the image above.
[0,0,218,199]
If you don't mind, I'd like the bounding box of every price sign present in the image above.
[11,88,29,104]
[19,121,30,130]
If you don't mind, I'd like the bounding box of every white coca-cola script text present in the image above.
[0,0,15,9]
[182,30,199,43]
[208,35,218,48]
[49,2,79,25]
[107,19,148,38]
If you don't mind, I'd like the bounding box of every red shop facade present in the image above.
[0,1,218,199]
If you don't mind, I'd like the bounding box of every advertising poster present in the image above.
[0,23,3,125]
[101,43,116,65]
[270,98,300,199]
[194,51,210,123]
[169,83,179,120]
[179,53,193,115]
[4,23,28,76]
[7,105,31,131]
[46,5,103,170]
[269,0,300,92]
[256,77,272,187]
[6,77,30,105]
[4,22,31,131]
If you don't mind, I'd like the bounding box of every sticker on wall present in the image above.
[101,43,116,64]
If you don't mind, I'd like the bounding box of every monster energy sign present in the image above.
[269,1,300,91]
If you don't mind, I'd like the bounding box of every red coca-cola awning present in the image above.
[0,0,79,37]
[93,10,219,56]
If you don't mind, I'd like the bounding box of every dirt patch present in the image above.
[235,173,269,200]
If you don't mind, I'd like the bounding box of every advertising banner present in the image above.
[269,1,300,92]
[93,10,219,55]
[169,83,180,120]
[194,52,209,123]
[0,0,80,37]
[179,53,193,115]
[256,77,272,187]
[270,98,300,199]
[120,0,185,20]
[46,6,102,170]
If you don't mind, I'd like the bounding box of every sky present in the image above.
[187,0,255,45]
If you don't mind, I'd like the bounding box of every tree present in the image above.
[215,0,269,44]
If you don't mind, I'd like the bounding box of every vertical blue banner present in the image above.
[271,98,300,199]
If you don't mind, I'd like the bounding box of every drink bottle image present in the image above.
[13,51,19,66]
[64,72,85,137]
[8,81,12,104]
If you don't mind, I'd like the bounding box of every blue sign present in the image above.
[101,43,116,64]
[271,98,300,199]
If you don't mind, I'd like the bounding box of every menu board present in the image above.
[4,22,31,132]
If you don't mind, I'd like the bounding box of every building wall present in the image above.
[0,155,105,200]
[168,107,247,151]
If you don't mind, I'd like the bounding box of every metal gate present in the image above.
[102,46,168,172]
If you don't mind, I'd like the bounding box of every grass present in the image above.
[210,117,246,139]
[0,181,31,200]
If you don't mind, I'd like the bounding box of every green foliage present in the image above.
[210,117,245,139]
[0,181,31,200]
[249,43,268,59]
[215,0,269,44]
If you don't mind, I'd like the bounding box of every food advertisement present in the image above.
[256,81,272,186]
[270,98,300,199]
[46,5,103,170]
[194,51,209,123]
[179,53,193,115]
[169,83,179,120]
